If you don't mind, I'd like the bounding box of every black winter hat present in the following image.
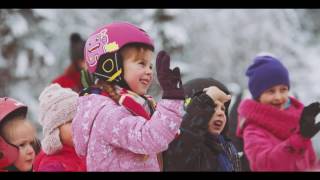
[184,77,230,99]
[70,33,85,62]
[183,77,231,136]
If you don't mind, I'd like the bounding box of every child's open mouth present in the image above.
[212,120,224,128]
[271,103,283,109]
[140,79,150,86]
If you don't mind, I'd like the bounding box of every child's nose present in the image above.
[26,144,35,155]
[274,91,283,100]
[145,67,152,74]
[216,108,225,116]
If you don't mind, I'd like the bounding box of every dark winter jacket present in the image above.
[163,93,241,171]
[33,145,86,172]
[228,90,252,171]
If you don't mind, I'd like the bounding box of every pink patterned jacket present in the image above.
[72,94,183,171]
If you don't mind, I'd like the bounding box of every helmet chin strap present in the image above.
[114,52,131,91]
[117,73,131,91]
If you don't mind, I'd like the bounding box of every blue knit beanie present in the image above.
[246,55,290,99]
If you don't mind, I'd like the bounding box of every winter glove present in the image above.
[299,102,320,138]
[156,51,185,99]
[182,93,216,136]
[185,93,215,119]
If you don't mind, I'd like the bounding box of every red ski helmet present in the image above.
[0,97,27,169]
[0,137,19,169]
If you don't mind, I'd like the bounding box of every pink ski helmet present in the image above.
[0,97,27,169]
[85,22,154,82]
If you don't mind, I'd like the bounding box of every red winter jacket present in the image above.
[52,63,82,93]
[33,145,86,172]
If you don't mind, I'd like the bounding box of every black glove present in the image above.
[299,102,320,138]
[181,93,216,136]
[185,93,215,119]
[156,51,185,100]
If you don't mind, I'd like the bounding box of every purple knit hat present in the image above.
[246,55,290,99]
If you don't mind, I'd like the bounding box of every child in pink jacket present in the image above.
[72,22,185,171]
[236,54,320,171]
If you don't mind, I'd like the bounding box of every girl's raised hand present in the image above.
[156,50,185,100]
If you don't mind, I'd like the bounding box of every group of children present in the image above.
[1,21,320,172]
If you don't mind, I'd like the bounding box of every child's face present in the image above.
[258,84,289,110]
[208,100,227,135]
[59,121,73,147]
[123,47,154,95]
[3,118,36,171]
